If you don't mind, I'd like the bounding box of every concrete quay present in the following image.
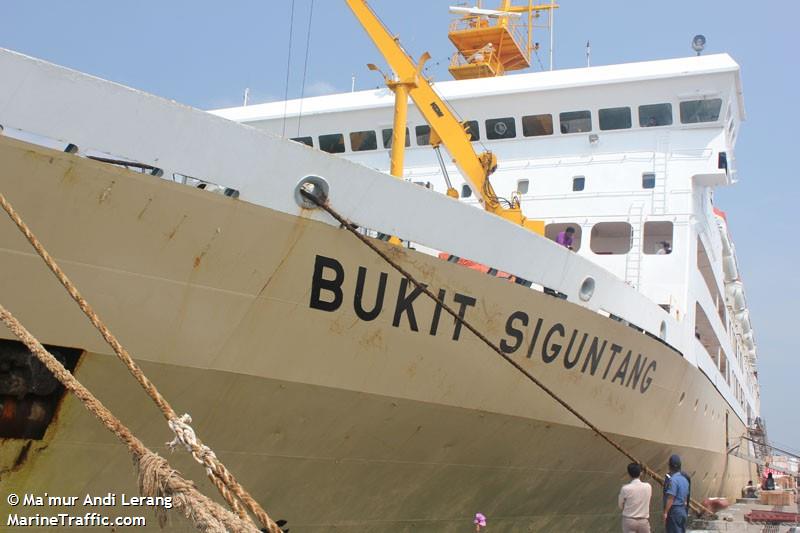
[689,496,799,533]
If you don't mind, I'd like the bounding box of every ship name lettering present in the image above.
[309,255,476,341]
[499,311,658,394]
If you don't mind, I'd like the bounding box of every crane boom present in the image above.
[345,0,543,233]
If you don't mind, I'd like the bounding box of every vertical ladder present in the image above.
[625,203,645,288]
[748,418,771,478]
[652,133,670,215]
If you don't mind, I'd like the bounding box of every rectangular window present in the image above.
[522,114,554,136]
[382,128,410,149]
[546,223,582,251]
[517,179,529,194]
[572,176,585,191]
[559,110,592,134]
[350,130,377,152]
[590,222,632,254]
[318,133,345,154]
[642,172,655,189]
[290,136,313,147]
[643,221,673,255]
[599,107,632,130]
[680,98,723,124]
[486,117,516,139]
[464,120,480,141]
[415,125,431,146]
[638,103,673,127]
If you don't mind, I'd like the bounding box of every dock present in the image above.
[689,494,799,532]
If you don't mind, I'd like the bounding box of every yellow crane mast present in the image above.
[345,0,544,234]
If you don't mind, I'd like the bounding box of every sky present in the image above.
[2,1,798,450]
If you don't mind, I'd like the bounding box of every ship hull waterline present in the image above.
[0,137,754,531]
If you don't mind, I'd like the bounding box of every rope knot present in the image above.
[167,413,197,452]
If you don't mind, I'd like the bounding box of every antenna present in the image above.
[549,0,555,70]
[585,40,591,67]
[692,34,706,55]
[243,87,250,106]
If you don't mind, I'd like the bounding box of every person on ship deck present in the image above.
[556,227,576,250]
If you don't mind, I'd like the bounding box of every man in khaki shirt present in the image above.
[618,463,652,533]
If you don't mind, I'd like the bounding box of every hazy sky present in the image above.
[3,1,798,449]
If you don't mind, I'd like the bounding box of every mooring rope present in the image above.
[299,187,713,517]
[0,304,260,533]
[0,191,282,533]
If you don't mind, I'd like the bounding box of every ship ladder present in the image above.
[652,133,669,215]
[0,192,284,533]
[298,185,716,518]
[624,203,645,288]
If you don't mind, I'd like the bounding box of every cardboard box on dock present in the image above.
[759,490,794,506]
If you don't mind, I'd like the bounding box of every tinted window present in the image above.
[464,120,480,141]
[680,98,723,124]
[590,222,632,254]
[559,110,592,133]
[642,173,655,189]
[599,107,631,130]
[319,133,345,153]
[382,128,410,149]
[415,125,431,145]
[461,184,472,198]
[639,103,672,127]
[517,179,529,194]
[486,117,516,139]
[290,136,313,147]
[545,223,582,252]
[643,221,674,255]
[573,176,585,191]
[350,130,377,152]
[522,114,554,136]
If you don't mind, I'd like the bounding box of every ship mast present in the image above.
[447,1,558,80]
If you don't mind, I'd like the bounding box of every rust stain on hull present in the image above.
[137,197,153,220]
[98,180,115,203]
[166,214,187,240]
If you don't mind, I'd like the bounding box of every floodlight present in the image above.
[692,34,706,55]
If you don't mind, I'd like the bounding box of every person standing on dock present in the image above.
[663,454,690,533]
[618,462,652,532]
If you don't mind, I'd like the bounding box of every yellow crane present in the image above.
[345,0,544,234]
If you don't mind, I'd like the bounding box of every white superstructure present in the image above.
[214,53,759,424]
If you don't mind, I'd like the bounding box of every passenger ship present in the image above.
[0,2,760,531]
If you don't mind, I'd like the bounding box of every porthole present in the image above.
[579,277,595,302]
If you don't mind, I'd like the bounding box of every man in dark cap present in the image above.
[663,454,690,533]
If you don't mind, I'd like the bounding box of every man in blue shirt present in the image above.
[663,454,690,533]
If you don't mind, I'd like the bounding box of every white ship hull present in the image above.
[0,136,755,531]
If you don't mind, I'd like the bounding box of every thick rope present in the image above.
[0,191,281,533]
[0,304,260,533]
[300,188,714,517]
